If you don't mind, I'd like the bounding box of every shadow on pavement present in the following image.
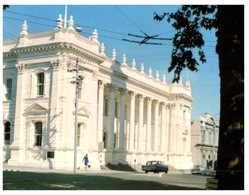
[3,171,201,190]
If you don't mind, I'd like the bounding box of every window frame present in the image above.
[36,72,45,97]
[34,121,43,146]
[6,78,13,100]
[4,121,11,145]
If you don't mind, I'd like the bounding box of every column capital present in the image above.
[98,80,105,88]
[119,88,127,95]
[128,90,136,97]
[137,94,143,99]
[51,59,60,71]
[16,63,25,74]
[146,97,151,102]
[154,99,159,104]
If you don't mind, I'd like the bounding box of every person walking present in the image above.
[82,154,89,171]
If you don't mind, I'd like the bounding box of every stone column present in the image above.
[97,80,105,147]
[129,91,135,151]
[49,60,60,148]
[146,97,152,152]
[118,88,126,151]
[11,63,25,164]
[161,102,166,153]
[165,104,170,154]
[13,63,25,146]
[138,94,144,152]
[107,85,115,150]
[154,100,159,152]
[169,104,176,154]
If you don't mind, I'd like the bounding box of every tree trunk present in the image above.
[216,5,244,190]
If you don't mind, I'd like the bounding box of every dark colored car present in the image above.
[142,161,168,173]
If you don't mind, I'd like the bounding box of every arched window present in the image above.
[37,72,44,96]
[34,122,43,146]
[4,121,11,145]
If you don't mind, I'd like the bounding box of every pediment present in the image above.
[24,103,48,115]
[77,107,91,118]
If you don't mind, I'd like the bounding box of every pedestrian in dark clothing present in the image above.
[83,154,89,171]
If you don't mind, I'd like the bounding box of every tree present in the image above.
[154,5,244,190]
[3,5,9,10]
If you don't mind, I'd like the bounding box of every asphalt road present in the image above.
[3,170,211,190]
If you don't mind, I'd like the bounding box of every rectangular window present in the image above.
[47,151,55,159]
[35,122,43,146]
[6,78,12,100]
[37,73,44,96]
[4,121,11,145]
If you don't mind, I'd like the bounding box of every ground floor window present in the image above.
[34,122,43,146]
[4,121,11,145]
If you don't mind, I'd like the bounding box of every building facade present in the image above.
[191,113,219,169]
[3,16,193,170]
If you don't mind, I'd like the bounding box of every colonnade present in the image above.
[97,81,172,155]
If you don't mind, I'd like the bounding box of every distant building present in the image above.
[191,113,219,169]
[3,15,193,170]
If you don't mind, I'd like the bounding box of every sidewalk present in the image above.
[2,164,125,174]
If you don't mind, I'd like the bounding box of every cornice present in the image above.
[4,42,105,64]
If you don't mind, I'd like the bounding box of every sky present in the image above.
[2,3,220,121]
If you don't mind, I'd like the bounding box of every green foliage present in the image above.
[154,5,217,82]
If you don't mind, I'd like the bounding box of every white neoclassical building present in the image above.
[191,113,219,169]
[3,15,193,171]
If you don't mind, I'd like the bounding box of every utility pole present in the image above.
[74,58,79,173]
[69,57,83,173]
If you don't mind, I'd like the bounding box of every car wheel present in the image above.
[165,171,168,174]
[145,171,148,174]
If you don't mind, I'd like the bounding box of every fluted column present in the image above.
[129,91,135,151]
[107,85,115,150]
[97,80,105,145]
[154,100,159,152]
[161,102,166,153]
[169,104,176,154]
[165,104,170,154]
[118,88,126,151]
[146,97,152,152]
[138,94,144,152]
[13,63,25,147]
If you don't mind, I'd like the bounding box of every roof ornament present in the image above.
[156,70,160,81]
[186,70,191,89]
[68,15,75,31]
[140,63,145,73]
[20,20,28,36]
[112,48,117,61]
[100,43,106,56]
[122,54,127,66]
[179,76,183,85]
[148,67,153,77]
[131,59,136,70]
[91,29,99,43]
[163,74,167,83]
[57,14,63,29]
